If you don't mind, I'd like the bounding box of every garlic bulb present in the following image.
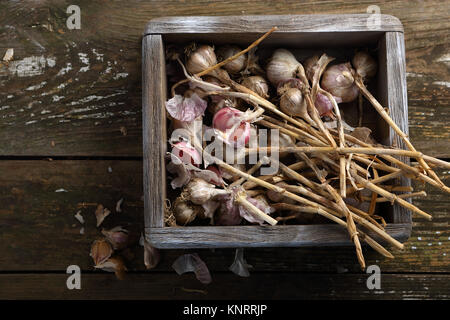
[173,196,203,225]
[352,51,377,80]
[213,107,251,146]
[186,178,228,205]
[217,45,246,74]
[280,88,313,123]
[266,49,304,86]
[321,63,359,103]
[315,92,334,117]
[186,45,217,74]
[241,76,269,98]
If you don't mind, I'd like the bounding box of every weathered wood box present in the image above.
[142,15,411,249]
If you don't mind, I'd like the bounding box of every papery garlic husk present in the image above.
[90,239,113,266]
[321,63,359,103]
[240,194,274,225]
[143,238,160,270]
[241,76,269,99]
[173,195,203,225]
[303,55,319,83]
[172,253,212,285]
[186,178,229,205]
[101,226,129,250]
[186,45,217,74]
[171,141,202,166]
[266,49,304,86]
[280,88,313,123]
[95,204,111,227]
[215,193,242,226]
[217,45,246,74]
[352,51,377,80]
[94,256,127,280]
[266,182,296,204]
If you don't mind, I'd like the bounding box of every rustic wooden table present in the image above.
[0,1,448,300]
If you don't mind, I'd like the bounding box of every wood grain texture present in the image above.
[0,0,448,157]
[0,273,448,300]
[146,224,410,249]
[142,35,166,229]
[0,160,447,273]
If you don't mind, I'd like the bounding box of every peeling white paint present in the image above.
[113,72,128,80]
[435,53,450,66]
[52,95,64,102]
[432,81,450,88]
[25,120,37,125]
[0,105,10,111]
[78,52,90,72]
[26,81,47,91]
[3,55,56,77]
[41,110,51,114]
[406,72,424,78]
[56,63,72,76]
[92,48,104,61]
[7,95,14,99]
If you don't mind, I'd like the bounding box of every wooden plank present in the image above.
[142,35,166,228]
[0,160,447,273]
[0,0,448,157]
[146,224,410,249]
[144,14,404,34]
[0,273,448,300]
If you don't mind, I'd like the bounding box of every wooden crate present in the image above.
[142,15,412,249]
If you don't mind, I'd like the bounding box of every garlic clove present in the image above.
[165,93,208,122]
[212,107,251,146]
[101,226,130,250]
[90,239,113,266]
[217,45,246,74]
[279,88,313,123]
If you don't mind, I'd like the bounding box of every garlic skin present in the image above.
[315,92,334,117]
[101,226,129,250]
[186,178,228,205]
[280,88,313,123]
[90,239,113,266]
[321,63,359,103]
[186,45,217,74]
[217,45,246,74]
[241,76,269,99]
[212,107,251,146]
[266,49,304,86]
[352,51,377,80]
[303,55,319,83]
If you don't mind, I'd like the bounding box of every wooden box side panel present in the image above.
[145,224,411,249]
[142,35,167,228]
[378,32,412,228]
[144,14,404,35]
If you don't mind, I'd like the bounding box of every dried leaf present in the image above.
[90,239,113,266]
[143,238,160,270]
[172,253,212,284]
[229,249,252,277]
[95,204,111,227]
[94,256,127,280]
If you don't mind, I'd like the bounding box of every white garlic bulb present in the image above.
[186,178,228,205]
[241,76,270,98]
[279,88,313,123]
[266,49,304,86]
[186,45,217,74]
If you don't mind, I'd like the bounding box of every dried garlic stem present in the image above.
[368,168,379,216]
[272,203,393,259]
[246,146,422,158]
[230,156,269,188]
[350,168,432,220]
[422,155,450,170]
[354,77,446,191]
[320,88,347,197]
[361,191,427,203]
